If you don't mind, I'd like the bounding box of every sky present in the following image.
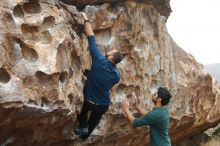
[167,0,220,65]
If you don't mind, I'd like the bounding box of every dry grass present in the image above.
[201,138,220,146]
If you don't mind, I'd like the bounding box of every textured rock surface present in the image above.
[0,0,220,146]
[60,0,172,19]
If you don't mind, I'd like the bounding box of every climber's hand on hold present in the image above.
[80,12,94,36]
[81,12,88,21]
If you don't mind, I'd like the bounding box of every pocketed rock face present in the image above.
[0,0,84,145]
[59,0,172,19]
[0,0,219,146]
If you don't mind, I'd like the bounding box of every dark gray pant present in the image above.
[77,100,109,138]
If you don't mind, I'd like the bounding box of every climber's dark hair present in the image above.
[157,87,172,106]
[112,51,123,64]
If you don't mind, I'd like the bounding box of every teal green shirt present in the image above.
[133,107,171,146]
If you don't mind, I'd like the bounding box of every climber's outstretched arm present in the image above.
[121,100,135,124]
[81,12,94,36]
[81,12,104,61]
[134,104,147,116]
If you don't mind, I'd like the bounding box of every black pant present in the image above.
[77,99,109,138]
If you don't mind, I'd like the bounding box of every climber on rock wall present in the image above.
[121,87,172,146]
[74,12,123,139]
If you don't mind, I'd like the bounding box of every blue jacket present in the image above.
[83,36,120,106]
